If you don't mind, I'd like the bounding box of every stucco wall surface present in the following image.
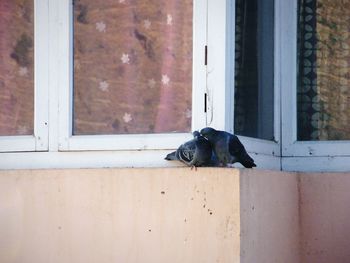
[3,168,346,263]
[300,173,350,263]
[0,168,241,263]
[240,169,300,263]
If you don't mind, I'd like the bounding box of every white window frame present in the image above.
[3,0,350,172]
[0,0,49,153]
[52,0,207,152]
[206,0,281,170]
[280,0,350,172]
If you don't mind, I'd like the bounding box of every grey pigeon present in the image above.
[200,127,256,168]
[165,131,213,167]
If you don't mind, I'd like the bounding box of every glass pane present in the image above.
[297,0,350,140]
[73,0,192,135]
[0,1,34,136]
[234,0,274,140]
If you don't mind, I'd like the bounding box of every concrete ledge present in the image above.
[239,169,299,263]
[3,168,348,263]
[1,168,241,263]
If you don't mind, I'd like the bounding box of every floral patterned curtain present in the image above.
[297,0,350,140]
[0,0,34,135]
[73,0,192,135]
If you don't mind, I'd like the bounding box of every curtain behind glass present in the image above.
[0,1,34,135]
[297,0,350,140]
[73,0,192,135]
[234,0,274,140]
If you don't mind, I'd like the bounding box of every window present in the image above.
[0,0,48,152]
[73,0,193,135]
[205,0,280,169]
[297,0,350,141]
[2,0,350,171]
[0,1,34,136]
[56,0,206,151]
[230,0,280,170]
[282,0,350,171]
[234,0,274,141]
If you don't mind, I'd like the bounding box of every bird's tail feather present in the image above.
[165,151,177,160]
[239,152,256,168]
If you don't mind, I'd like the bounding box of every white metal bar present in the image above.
[48,0,60,151]
[282,140,350,157]
[281,0,298,157]
[66,133,193,151]
[207,0,229,130]
[34,0,49,151]
[56,0,72,150]
[274,0,282,146]
[283,156,350,172]
[0,150,184,170]
[0,136,36,153]
[0,149,279,170]
[225,0,235,134]
[192,0,208,131]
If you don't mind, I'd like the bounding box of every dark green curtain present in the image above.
[234,0,259,138]
[297,0,319,140]
[234,0,274,140]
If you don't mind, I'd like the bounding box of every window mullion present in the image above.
[34,0,49,151]
[55,0,73,151]
[207,0,233,132]
[192,0,208,131]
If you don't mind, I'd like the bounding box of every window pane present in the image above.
[234,0,274,140]
[0,1,34,136]
[297,0,350,140]
[73,0,192,135]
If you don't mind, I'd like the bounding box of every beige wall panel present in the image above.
[300,173,350,263]
[0,168,240,263]
[240,169,300,263]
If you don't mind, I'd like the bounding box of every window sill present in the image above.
[0,150,280,170]
[3,150,350,172]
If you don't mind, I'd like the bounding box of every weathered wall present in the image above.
[6,168,347,263]
[300,173,350,263]
[240,169,300,263]
[0,168,241,263]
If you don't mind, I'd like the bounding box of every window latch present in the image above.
[204,45,208,66]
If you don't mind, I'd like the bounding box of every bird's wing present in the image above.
[193,137,213,166]
[210,133,232,165]
[177,140,196,165]
[228,134,245,155]
[228,135,256,168]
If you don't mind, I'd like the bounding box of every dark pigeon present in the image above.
[200,127,256,168]
[165,131,213,168]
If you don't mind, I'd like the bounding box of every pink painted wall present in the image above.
[300,173,350,263]
[2,168,349,262]
[240,169,300,263]
[0,168,241,263]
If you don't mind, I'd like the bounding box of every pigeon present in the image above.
[200,127,256,168]
[164,131,213,168]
